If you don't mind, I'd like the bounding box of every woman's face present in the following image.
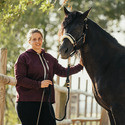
[29,32,43,51]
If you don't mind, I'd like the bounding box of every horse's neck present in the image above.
[80,48,98,83]
[81,19,121,82]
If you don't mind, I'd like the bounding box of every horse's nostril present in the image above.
[65,48,68,53]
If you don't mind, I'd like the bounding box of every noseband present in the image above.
[60,18,88,57]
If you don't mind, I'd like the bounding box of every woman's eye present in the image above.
[33,38,36,41]
[38,38,42,41]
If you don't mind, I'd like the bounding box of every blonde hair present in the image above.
[26,28,43,42]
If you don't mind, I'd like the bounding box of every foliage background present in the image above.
[0,0,125,124]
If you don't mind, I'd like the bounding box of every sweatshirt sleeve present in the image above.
[53,59,83,77]
[14,54,41,89]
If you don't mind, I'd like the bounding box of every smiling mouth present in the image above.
[35,43,41,46]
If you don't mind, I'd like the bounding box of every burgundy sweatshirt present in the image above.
[14,49,83,103]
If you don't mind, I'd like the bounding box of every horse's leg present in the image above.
[111,103,125,125]
[108,110,115,125]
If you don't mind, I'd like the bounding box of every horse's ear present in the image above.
[64,7,70,16]
[82,7,92,19]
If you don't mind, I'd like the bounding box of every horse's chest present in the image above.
[93,80,111,104]
[95,81,109,97]
[92,82,111,110]
[93,82,104,98]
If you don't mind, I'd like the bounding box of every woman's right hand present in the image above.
[41,80,52,88]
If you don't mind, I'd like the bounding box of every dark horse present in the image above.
[59,7,125,125]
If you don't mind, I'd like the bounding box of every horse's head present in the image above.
[59,7,91,59]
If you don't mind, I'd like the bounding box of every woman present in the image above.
[14,28,83,125]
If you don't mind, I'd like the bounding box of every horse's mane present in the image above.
[89,19,122,47]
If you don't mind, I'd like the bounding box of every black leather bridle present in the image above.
[60,18,88,57]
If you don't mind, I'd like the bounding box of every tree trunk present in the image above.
[0,48,7,125]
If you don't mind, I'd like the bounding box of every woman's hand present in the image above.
[41,80,52,88]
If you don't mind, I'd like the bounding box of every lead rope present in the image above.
[48,64,70,121]
[36,89,45,125]
[36,53,49,125]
